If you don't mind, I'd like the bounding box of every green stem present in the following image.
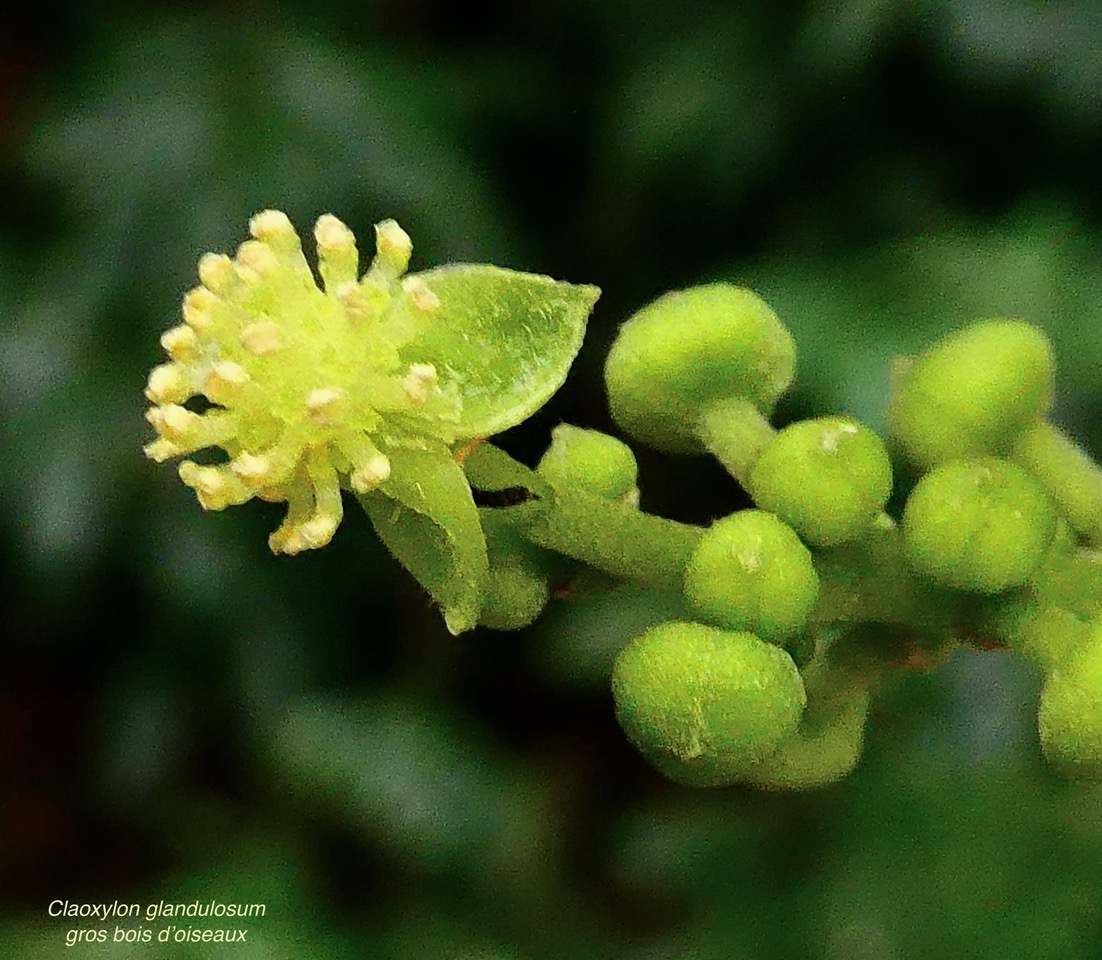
[508,485,703,593]
[1013,420,1102,546]
[696,397,776,486]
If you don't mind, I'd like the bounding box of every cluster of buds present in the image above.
[143,211,457,554]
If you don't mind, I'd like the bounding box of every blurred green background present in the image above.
[3,2,1102,957]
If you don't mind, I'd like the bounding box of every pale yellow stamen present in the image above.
[143,438,182,462]
[178,462,251,511]
[147,404,200,442]
[305,387,346,424]
[183,287,218,333]
[350,454,392,492]
[237,240,280,276]
[161,325,200,362]
[373,219,412,277]
[204,361,250,404]
[230,452,272,486]
[336,281,374,321]
[402,276,440,312]
[198,252,237,294]
[315,214,356,253]
[145,364,190,404]
[249,209,296,244]
[401,363,438,403]
[240,320,283,355]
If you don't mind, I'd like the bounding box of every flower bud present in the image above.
[888,319,1053,468]
[684,510,819,643]
[604,284,795,454]
[612,621,806,786]
[1038,626,1102,780]
[537,424,639,503]
[902,457,1058,593]
[748,417,892,546]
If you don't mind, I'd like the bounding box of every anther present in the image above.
[240,320,283,355]
[236,240,280,276]
[305,387,347,424]
[198,253,237,294]
[182,287,218,333]
[204,361,250,404]
[401,276,441,312]
[145,364,190,404]
[160,325,200,362]
[401,363,438,403]
[350,454,392,492]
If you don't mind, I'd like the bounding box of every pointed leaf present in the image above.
[403,265,599,438]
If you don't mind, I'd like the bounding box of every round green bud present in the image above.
[740,689,870,791]
[479,553,550,630]
[1038,628,1102,780]
[604,284,795,454]
[976,594,1092,672]
[902,457,1058,593]
[611,621,806,786]
[887,318,1054,469]
[748,417,893,546]
[537,424,638,502]
[684,510,819,643]
[479,517,550,630]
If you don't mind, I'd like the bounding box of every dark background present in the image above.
[2,2,1102,957]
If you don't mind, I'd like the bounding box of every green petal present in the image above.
[359,442,488,635]
[402,265,599,438]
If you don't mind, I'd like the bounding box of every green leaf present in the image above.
[403,265,599,438]
[359,442,488,635]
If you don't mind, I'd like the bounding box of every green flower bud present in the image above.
[537,424,639,503]
[902,457,1057,593]
[684,510,819,643]
[611,621,806,787]
[739,689,870,791]
[748,417,893,546]
[1038,627,1102,780]
[479,553,551,631]
[970,532,1100,670]
[478,515,550,630]
[604,284,795,455]
[887,318,1054,468]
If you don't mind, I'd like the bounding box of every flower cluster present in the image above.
[143,211,458,554]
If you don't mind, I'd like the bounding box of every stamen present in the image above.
[305,387,346,424]
[371,219,412,279]
[315,214,359,293]
[240,320,283,355]
[160,325,200,362]
[236,239,280,275]
[182,287,218,333]
[145,364,190,404]
[204,361,250,404]
[198,252,238,295]
[401,363,438,403]
[402,276,441,312]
